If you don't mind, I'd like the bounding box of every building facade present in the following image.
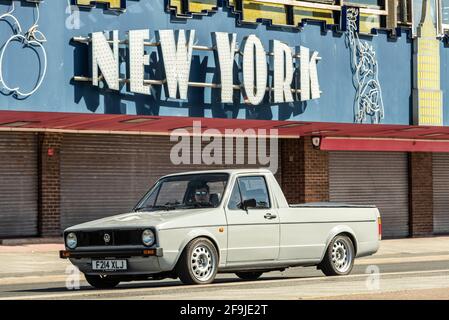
[1,0,449,239]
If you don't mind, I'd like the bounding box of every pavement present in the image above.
[0,237,63,246]
[0,236,448,300]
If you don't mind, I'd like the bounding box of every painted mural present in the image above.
[0,0,46,98]
[0,0,446,125]
[344,6,384,124]
[413,0,443,125]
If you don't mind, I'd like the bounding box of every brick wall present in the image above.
[281,137,329,204]
[409,152,433,236]
[280,138,302,203]
[38,133,63,236]
[302,136,329,203]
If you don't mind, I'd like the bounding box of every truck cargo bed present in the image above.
[289,202,377,208]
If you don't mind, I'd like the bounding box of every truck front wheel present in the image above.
[176,237,219,285]
[319,235,355,276]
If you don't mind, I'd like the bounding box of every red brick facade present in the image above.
[280,138,302,204]
[38,133,63,237]
[0,133,437,238]
[409,153,434,236]
[302,136,329,203]
[281,137,329,204]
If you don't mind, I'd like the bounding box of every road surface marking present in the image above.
[356,254,449,265]
[1,268,449,300]
[2,253,449,285]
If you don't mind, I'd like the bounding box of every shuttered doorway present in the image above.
[0,133,38,238]
[60,134,279,230]
[433,153,449,234]
[329,151,409,238]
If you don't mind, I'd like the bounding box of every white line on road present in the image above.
[2,254,449,286]
[355,254,449,265]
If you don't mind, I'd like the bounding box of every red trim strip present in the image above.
[321,137,449,152]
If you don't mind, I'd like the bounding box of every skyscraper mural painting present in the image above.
[413,0,443,125]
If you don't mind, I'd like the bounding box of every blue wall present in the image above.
[0,0,413,124]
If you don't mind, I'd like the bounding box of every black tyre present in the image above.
[84,274,120,289]
[235,271,263,280]
[176,237,219,285]
[319,235,355,276]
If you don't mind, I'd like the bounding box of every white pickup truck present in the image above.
[60,169,381,288]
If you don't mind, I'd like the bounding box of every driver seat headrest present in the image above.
[210,193,219,207]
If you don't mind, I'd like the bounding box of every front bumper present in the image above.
[60,248,165,275]
[59,247,163,259]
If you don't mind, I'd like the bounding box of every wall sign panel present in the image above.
[73,29,322,106]
[0,0,413,125]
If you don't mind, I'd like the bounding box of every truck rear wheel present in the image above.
[235,271,263,280]
[84,274,120,289]
[176,237,219,285]
[319,235,355,276]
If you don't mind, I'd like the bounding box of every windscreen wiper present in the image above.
[134,205,177,212]
[182,203,214,209]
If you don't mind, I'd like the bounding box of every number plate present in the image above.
[92,259,127,271]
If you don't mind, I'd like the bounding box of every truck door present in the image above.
[225,175,280,263]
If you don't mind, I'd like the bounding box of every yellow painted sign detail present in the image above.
[169,0,217,16]
[243,1,288,25]
[75,0,125,10]
[73,0,387,36]
[293,7,334,26]
[359,13,380,34]
[190,0,216,13]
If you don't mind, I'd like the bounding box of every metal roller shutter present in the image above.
[329,151,409,238]
[60,134,278,230]
[432,153,449,234]
[0,133,38,238]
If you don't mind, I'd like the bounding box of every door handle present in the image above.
[264,213,277,220]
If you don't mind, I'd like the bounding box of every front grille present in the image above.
[74,230,144,246]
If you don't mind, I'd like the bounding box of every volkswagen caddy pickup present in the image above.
[60,169,381,288]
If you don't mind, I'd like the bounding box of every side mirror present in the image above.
[240,198,257,210]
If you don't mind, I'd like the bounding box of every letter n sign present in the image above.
[74,0,127,11]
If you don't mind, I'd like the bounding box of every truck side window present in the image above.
[228,182,242,210]
[238,176,271,209]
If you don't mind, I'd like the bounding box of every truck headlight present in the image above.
[66,232,77,249]
[142,229,155,247]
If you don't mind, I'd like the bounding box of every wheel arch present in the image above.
[320,225,358,263]
[174,230,221,269]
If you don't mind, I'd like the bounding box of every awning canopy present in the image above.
[2,110,449,152]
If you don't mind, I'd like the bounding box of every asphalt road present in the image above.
[1,258,449,300]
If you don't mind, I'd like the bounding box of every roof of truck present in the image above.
[161,168,273,178]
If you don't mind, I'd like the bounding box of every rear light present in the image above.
[378,216,382,240]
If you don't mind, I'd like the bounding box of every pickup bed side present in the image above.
[263,172,380,262]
